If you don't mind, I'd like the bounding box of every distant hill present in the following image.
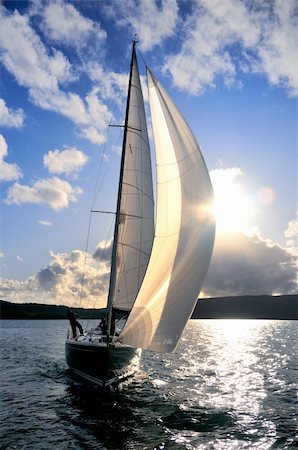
[0,301,105,320]
[1,295,297,320]
[192,295,297,320]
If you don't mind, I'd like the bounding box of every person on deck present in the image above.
[67,308,83,338]
[99,318,107,335]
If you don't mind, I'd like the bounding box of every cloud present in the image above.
[251,0,297,96]
[86,64,128,106]
[0,98,25,128]
[202,228,297,297]
[105,0,178,51]
[76,71,127,143]
[37,1,106,49]
[28,82,113,146]
[0,7,112,144]
[80,87,113,142]
[0,252,4,258]
[38,220,53,226]
[164,0,297,96]
[16,256,23,261]
[5,176,83,211]
[29,89,89,125]
[285,218,298,239]
[43,147,88,175]
[0,246,111,307]
[0,8,75,91]
[200,166,297,297]
[0,134,22,182]
[37,256,66,289]
[284,216,298,257]
[79,127,106,145]
[0,226,296,305]
[93,240,113,262]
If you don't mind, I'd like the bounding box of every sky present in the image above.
[0,0,297,307]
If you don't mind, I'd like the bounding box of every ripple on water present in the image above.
[0,319,297,449]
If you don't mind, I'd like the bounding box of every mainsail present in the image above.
[109,45,154,312]
[121,68,215,352]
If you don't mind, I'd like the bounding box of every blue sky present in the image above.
[0,0,297,306]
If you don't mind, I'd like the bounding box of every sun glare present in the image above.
[210,168,254,234]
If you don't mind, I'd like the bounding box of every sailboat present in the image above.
[65,40,215,387]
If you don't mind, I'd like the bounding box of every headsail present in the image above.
[110,46,154,312]
[121,69,215,352]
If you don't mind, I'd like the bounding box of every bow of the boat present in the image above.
[65,337,141,386]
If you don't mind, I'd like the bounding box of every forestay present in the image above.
[121,69,215,352]
[112,50,154,312]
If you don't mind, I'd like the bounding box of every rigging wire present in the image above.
[136,47,148,70]
[77,68,129,318]
[78,211,92,309]
[91,104,120,210]
[83,217,115,331]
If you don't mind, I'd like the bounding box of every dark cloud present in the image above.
[1,232,296,306]
[37,263,66,289]
[93,240,112,262]
[203,231,297,297]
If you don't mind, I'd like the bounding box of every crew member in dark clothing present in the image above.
[99,318,107,335]
[67,308,83,338]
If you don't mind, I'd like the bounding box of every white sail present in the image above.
[121,69,215,352]
[112,51,154,311]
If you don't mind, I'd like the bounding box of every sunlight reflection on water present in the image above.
[144,319,296,449]
[1,319,296,449]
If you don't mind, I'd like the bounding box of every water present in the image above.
[1,320,297,449]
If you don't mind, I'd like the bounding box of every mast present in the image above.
[106,40,137,336]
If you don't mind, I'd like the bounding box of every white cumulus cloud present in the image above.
[0,246,111,307]
[0,98,25,128]
[0,134,22,182]
[284,216,298,257]
[105,0,178,51]
[5,176,83,211]
[285,218,298,239]
[86,64,128,105]
[0,8,75,91]
[81,87,113,141]
[43,147,88,175]
[0,7,112,145]
[164,0,297,96]
[38,1,106,49]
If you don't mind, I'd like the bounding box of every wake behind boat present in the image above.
[65,39,215,387]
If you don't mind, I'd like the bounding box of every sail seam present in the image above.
[156,148,202,167]
[127,132,151,147]
[124,168,152,175]
[122,182,154,202]
[117,242,152,257]
[131,83,142,91]
[157,159,201,184]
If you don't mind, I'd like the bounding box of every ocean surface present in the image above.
[1,319,297,449]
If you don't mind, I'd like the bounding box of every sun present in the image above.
[209,168,253,234]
